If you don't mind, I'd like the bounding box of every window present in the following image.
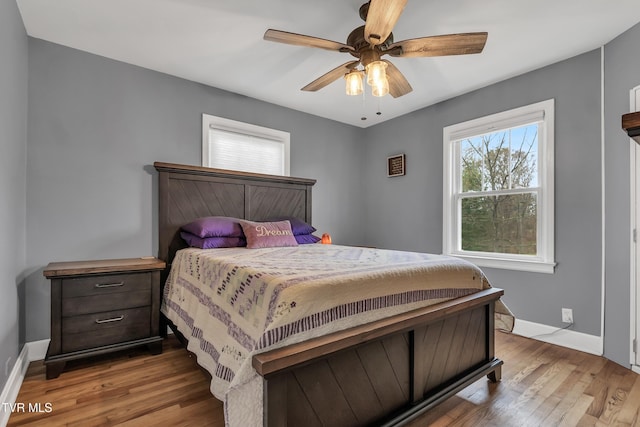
[202,114,290,176]
[443,99,555,273]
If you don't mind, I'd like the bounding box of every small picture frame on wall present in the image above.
[387,154,405,177]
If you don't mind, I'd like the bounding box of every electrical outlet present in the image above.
[562,308,573,324]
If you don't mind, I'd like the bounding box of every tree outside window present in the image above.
[459,124,538,255]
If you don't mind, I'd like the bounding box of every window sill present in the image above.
[447,253,556,274]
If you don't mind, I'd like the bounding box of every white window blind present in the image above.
[202,114,290,176]
[208,128,285,175]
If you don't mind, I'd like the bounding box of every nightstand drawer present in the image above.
[62,306,151,353]
[62,289,151,317]
[62,272,151,298]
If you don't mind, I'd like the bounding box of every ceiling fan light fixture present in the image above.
[365,60,388,87]
[371,76,389,97]
[264,1,486,101]
[344,70,364,96]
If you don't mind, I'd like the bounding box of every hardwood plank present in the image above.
[588,369,637,424]
[9,332,640,427]
[615,374,640,425]
[403,395,474,427]
[117,399,224,427]
[533,361,593,425]
[556,394,595,427]
[495,359,575,425]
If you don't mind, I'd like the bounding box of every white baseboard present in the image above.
[25,340,49,363]
[0,339,49,427]
[512,319,603,356]
[0,346,29,427]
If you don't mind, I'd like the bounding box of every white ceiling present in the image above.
[16,0,640,128]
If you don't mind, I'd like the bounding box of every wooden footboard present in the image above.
[253,288,503,427]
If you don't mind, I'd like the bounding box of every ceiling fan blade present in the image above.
[301,61,360,92]
[383,60,412,98]
[264,29,354,53]
[387,32,488,58]
[364,0,407,46]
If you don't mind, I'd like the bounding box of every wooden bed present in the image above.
[154,161,504,427]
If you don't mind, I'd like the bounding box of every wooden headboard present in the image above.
[154,162,316,272]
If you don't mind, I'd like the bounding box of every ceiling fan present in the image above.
[264,0,487,98]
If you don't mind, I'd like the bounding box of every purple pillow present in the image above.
[267,216,316,236]
[295,234,321,244]
[240,220,298,249]
[180,232,246,249]
[181,216,244,238]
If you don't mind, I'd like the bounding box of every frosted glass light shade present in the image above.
[371,76,389,97]
[344,70,364,96]
[366,61,388,86]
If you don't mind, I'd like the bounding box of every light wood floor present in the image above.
[7,332,640,426]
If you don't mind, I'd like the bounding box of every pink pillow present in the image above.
[240,220,298,249]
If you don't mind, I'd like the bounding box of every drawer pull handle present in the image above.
[95,315,124,324]
[94,282,124,288]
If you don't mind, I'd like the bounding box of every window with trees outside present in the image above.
[443,99,555,273]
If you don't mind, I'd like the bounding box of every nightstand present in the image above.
[43,257,166,379]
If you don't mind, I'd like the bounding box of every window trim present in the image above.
[202,114,290,176]
[442,99,556,274]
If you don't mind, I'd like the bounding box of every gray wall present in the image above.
[603,22,640,365]
[0,0,28,391]
[25,38,366,342]
[361,50,603,339]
